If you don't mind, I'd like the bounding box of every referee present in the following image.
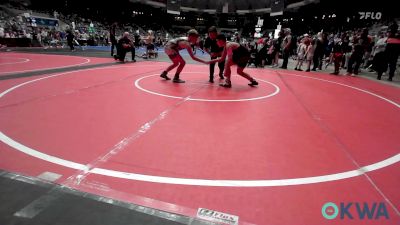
[204,26,225,83]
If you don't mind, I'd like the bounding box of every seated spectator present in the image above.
[248,45,258,67]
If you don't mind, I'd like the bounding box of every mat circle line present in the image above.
[0,56,91,75]
[0,56,30,66]
[134,72,280,102]
[0,67,399,187]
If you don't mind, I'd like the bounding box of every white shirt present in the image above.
[374,37,388,55]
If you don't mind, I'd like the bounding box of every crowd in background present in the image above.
[1,5,399,80]
[247,21,400,81]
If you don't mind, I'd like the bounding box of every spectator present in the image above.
[114,31,136,63]
[330,36,345,75]
[385,30,400,81]
[66,29,75,51]
[373,32,388,80]
[305,39,315,72]
[312,32,324,71]
[346,37,364,76]
[280,28,292,69]
[294,36,308,71]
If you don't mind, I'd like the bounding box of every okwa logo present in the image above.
[322,202,389,220]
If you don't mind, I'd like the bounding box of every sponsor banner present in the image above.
[197,208,239,225]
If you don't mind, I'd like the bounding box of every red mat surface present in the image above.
[0,52,114,75]
[0,61,399,225]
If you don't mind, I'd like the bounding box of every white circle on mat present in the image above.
[0,57,30,66]
[134,72,280,102]
[0,67,399,187]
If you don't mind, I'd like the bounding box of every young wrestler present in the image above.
[160,29,207,83]
[141,30,155,58]
[294,36,308,71]
[207,34,258,88]
[305,39,315,72]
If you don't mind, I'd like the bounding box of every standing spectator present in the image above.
[320,33,329,69]
[280,28,292,69]
[269,31,284,68]
[134,30,140,48]
[359,28,372,69]
[294,36,308,71]
[191,43,196,55]
[198,36,204,53]
[41,29,49,47]
[388,20,399,37]
[305,39,315,72]
[330,37,345,75]
[258,37,271,67]
[66,30,75,51]
[346,38,364,76]
[36,31,42,46]
[312,32,324,71]
[385,30,400,81]
[232,31,240,43]
[373,32,388,80]
[341,33,352,69]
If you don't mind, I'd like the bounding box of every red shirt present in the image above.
[387,38,400,44]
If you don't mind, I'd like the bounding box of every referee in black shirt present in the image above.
[204,26,225,83]
[110,22,117,56]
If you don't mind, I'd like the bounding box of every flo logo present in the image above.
[359,12,382,20]
[322,202,389,220]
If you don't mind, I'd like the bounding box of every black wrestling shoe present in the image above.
[173,78,185,83]
[219,81,232,88]
[219,74,225,79]
[248,80,258,87]
[209,78,214,83]
[160,71,171,80]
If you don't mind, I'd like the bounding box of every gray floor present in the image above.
[0,170,216,225]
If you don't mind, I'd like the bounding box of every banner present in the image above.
[358,12,382,20]
[28,17,59,27]
[197,208,239,225]
[270,0,284,16]
[222,2,229,13]
[167,0,181,15]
